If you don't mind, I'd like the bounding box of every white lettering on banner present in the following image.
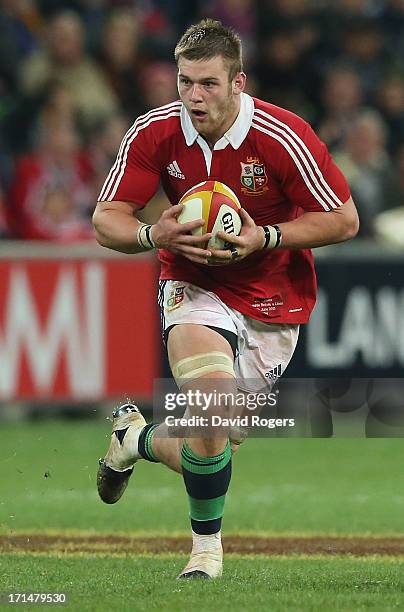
[307,287,404,368]
[0,264,105,398]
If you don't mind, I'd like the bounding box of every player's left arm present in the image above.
[266,117,360,248]
[211,196,358,260]
[274,195,359,248]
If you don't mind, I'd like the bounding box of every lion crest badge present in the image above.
[240,157,269,196]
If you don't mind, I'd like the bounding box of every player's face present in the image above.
[177,56,245,146]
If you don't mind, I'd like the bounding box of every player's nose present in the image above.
[190,84,204,102]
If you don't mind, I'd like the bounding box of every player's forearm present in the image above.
[93,204,153,254]
[277,200,359,249]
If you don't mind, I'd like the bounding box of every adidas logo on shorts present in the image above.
[167,160,185,179]
[265,364,282,379]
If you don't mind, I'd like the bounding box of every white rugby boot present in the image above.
[97,403,146,504]
[178,531,223,579]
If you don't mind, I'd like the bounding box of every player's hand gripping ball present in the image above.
[177,180,242,249]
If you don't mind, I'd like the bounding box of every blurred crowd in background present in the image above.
[0,0,404,243]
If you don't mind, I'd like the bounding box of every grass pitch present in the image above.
[1,419,404,610]
[2,555,404,611]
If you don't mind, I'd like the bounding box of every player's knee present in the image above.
[171,351,235,388]
[188,436,228,458]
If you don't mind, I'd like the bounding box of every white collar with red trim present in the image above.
[180,92,254,150]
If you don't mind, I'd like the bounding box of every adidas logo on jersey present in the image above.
[265,364,282,379]
[167,160,185,179]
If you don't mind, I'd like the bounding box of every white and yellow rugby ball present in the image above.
[177,180,242,249]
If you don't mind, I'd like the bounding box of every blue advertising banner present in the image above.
[288,256,404,377]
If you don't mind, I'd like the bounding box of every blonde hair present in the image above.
[174,18,243,81]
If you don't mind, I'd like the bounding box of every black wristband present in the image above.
[262,224,282,250]
[273,224,282,248]
[137,224,156,250]
[145,225,154,249]
[263,225,271,249]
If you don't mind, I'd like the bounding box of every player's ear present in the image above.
[233,72,246,94]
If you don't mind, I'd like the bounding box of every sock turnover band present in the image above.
[137,423,160,463]
[181,441,232,534]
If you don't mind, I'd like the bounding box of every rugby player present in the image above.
[93,18,359,579]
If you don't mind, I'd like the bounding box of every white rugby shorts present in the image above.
[158,280,299,393]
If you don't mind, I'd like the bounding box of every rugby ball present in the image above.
[177,180,242,249]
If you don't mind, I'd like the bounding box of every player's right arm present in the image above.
[93,112,211,264]
[93,200,213,264]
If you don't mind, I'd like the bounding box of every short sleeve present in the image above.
[97,122,161,207]
[275,119,351,212]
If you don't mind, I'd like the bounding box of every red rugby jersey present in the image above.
[98,94,350,323]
